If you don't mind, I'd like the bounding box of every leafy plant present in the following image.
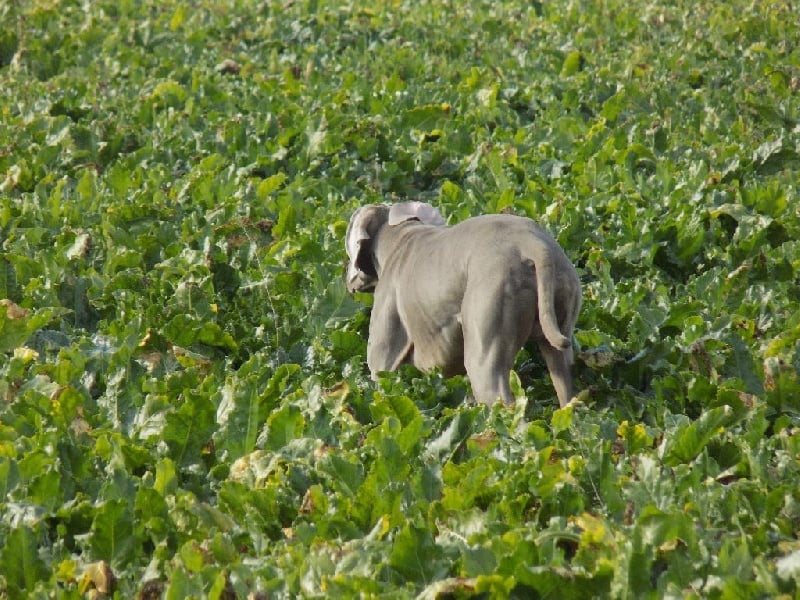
[1,0,798,597]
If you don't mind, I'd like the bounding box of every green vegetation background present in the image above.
[1,0,798,597]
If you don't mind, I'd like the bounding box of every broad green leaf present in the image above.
[661,405,743,466]
[162,390,216,466]
[0,302,69,353]
[164,568,203,600]
[0,525,49,595]
[215,363,300,460]
[0,456,19,499]
[396,413,429,456]
[424,411,478,463]
[550,405,574,436]
[264,403,305,451]
[402,103,451,128]
[89,499,137,568]
[388,522,448,583]
[369,391,421,427]
[256,172,287,198]
[515,564,604,599]
[154,457,178,496]
[329,329,364,360]
[179,541,206,573]
[441,461,494,512]
[318,453,365,498]
[637,505,696,548]
[160,313,238,351]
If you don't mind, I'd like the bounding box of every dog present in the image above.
[345,201,581,407]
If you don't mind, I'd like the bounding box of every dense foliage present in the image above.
[1,0,799,597]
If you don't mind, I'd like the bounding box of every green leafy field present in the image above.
[1,0,799,597]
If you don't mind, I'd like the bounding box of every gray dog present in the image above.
[345,201,581,408]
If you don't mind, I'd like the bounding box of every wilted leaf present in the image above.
[776,549,800,583]
[79,561,116,595]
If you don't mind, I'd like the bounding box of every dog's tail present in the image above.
[533,251,572,350]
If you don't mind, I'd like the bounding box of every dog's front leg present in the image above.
[366,285,414,378]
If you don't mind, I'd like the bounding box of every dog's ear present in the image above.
[388,201,446,227]
[345,205,389,293]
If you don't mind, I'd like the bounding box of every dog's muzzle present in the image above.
[346,267,377,293]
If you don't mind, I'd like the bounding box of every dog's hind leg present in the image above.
[461,270,535,406]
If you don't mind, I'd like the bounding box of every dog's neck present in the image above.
[372,220,429,278]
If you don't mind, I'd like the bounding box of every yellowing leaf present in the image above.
[13,346,38,362]
[55,558,77,582]
[149,81,186,107]
[561,50,584,77]
[170,5,186,31]
[572,513,614,547]
[617,421,653,454]
[172,345,212,369]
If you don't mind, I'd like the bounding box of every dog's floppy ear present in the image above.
[388,201,446,226]
[345,205,389,293]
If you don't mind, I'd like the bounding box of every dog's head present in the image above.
[345,201,445,293]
